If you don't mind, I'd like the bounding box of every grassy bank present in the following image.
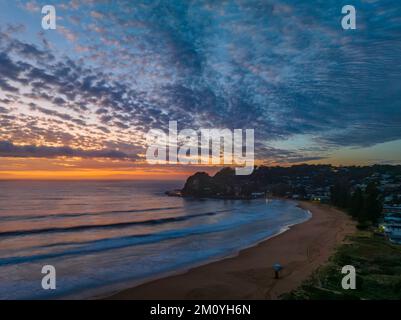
[282,231,401,300]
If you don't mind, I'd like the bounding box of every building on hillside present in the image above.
[382,205,401,244]
[310,195,330,203]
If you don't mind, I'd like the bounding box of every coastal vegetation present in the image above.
[283,231,401,300]
[179,165,400,300]
[181,165,395,227]
[331,182,382,228]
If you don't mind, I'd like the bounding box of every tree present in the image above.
[330,181,350,208]
[182,172,214,196]
[364,183,382,224]
[349,187,364,221]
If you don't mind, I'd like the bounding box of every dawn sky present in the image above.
[0,0,400,179]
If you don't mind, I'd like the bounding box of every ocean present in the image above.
[0,180,310,299]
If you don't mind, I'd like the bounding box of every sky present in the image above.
[0,0,401,179]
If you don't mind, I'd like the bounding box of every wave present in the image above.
[0,211,251,266]
[0,206,184,222]
[0,209,231,238]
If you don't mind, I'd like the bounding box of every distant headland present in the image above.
[168,164,401,229]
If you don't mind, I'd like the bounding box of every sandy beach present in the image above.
[106,201,355,300]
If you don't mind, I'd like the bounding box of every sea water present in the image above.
[0,180,310,299]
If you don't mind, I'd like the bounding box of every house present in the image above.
[251,192,265,199]
[310,195,330,203]
[382,205,401,244]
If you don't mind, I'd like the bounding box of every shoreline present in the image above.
[92,201,310,300]
[105,201,355,300]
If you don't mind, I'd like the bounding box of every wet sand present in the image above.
[106,201,355,300]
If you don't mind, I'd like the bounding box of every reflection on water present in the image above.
[0,180,310,299]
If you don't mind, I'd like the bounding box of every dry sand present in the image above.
[106,201,355,300]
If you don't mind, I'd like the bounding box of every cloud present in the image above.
[0,141,138,160]
[57,26,78,42]
[0,106,10,113]
[257,144,327,164]
[0,52,25,81]
[21,1,40,13]
[1,0,401,165]
[0,78,19,92]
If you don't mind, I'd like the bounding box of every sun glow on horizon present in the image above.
[0,169,194,180]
